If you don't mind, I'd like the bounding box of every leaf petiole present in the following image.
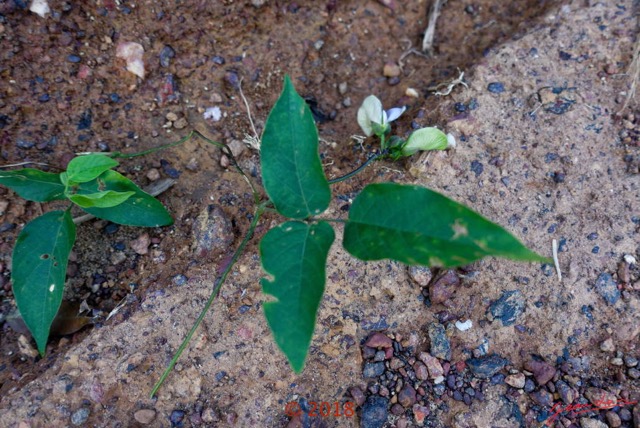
[328,150,388,185]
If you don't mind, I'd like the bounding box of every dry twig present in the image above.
[618,37,640,114]
[238,78,261,151]
[422,0,447,55]
[427,69,469,96]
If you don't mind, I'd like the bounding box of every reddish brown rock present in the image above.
[364,332,393,349]
[398,384,416,408]
[348,387,366,407]
[524,360,556,385]
[429,270,459,304]
[585,387,617,409]
[414,362,429,380]
[412,404,430,424]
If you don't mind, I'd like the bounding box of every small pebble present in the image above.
[600,338,615,352]
[104,223,119,234]
[412,404,429,424]
[605,411,622,428]
[611,358,624,366]
[585,387,617,408]
[172,274,187,286]
[383,62,401,78]
[408,266,433,286]
[505,373,526,389]
[487,82,505,93]
[365,332,393,349]
[16,140,35,149]
[530,389,554,407]
[556,380,578,404]
[397,384,416,408]
[169,409,185,425]
[405,87,419,98]
[349,386,366,407]
[159,45,175,67]
[619,408,631,421]
[466,354,508,378]
[490,373,505,385]
[134,409,157,424]
[67,54,81,63]
[428,322,451,360]
[174,117,188,129]
[489,290,525,327]
[414,362,428,380]
[130,233,151,255]
[360,396,388,428]
[524,359,556,385]
[71,408,90,425]
[363,362,385,378]
[146,168,160,181]
[594,273,620,305]
[387,76,400,86]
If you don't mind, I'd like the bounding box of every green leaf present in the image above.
[11,210,76,355]
[260,75,331,219]
[344,183,548,268]
[76,170,172,227]
[0,169,66,202]
[260,221,335,372]
[69,190,135,208]
[401,127,449,156]
[66,154,119,183]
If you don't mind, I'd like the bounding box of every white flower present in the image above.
[401,128,456,156]
[357,95,406,137]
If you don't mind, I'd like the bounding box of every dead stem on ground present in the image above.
[238,78,261,151]
[618,37,640,114]
[422,0,447,55]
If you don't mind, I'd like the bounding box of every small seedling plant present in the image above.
[0,75,547,396]
[0,156,173,355]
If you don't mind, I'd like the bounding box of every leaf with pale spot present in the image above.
[75,170,172,227]
[343,183,548,267]
[11,210,76,355]
[261,221,335,372]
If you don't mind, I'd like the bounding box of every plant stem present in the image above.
[310,218,347,224]
[192,131,262,204]
[150,201,268,398]
[328,150,387,185]
[111,131,211,159]
[103,130,263,204]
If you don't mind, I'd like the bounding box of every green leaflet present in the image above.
[66,154,119,183]
[344,183,548,268]
[260,75,331,219]
[401,127,449,156]
[0,169,66,202]
[260,221,335,372]
[69,190,135,208]
[11,210,76,355]
[76,170,172,227]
